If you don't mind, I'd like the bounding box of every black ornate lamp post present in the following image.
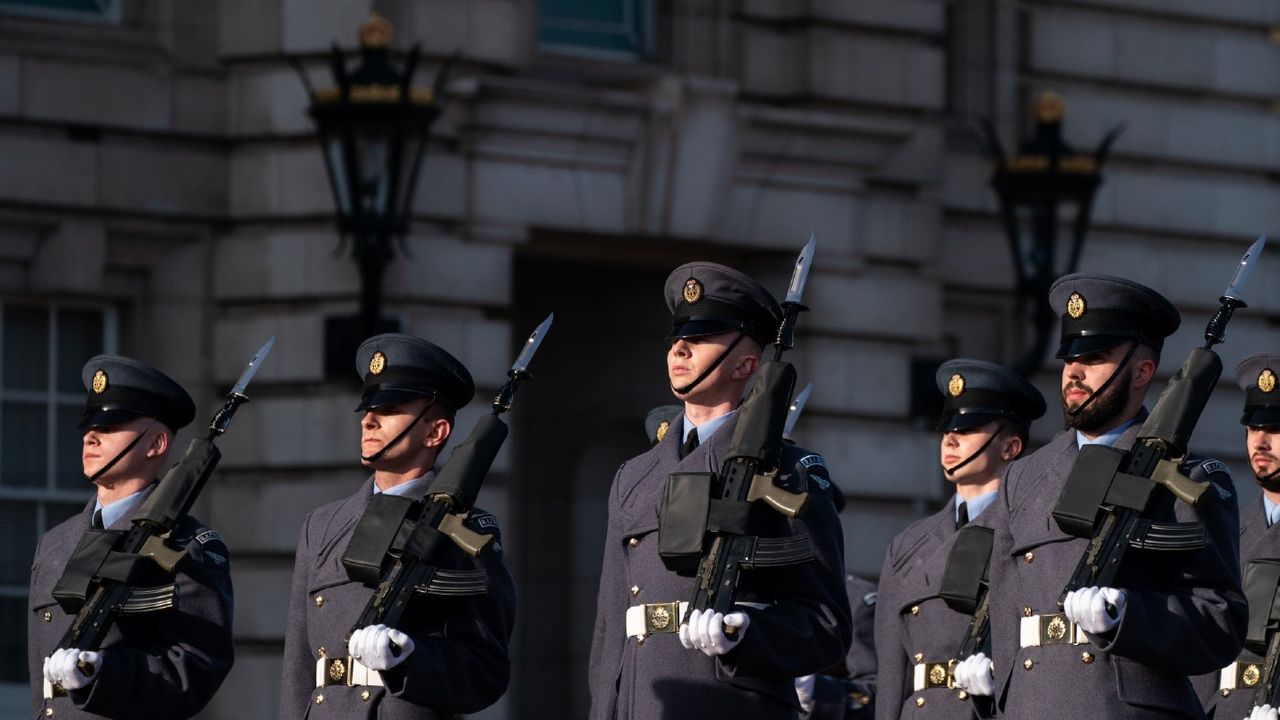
[980,91,1125,378]
[299,14,450,373]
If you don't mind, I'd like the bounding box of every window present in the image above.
[0,0,119,23]
[537,0,652,60]
[0,303,115,711]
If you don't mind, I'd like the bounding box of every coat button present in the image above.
[915,697,925,708]
[1023,551,1034,563]
[910,606,920,616]
[913,653,923,663]
[628,537,640,547]
[318,646,326,658]
[45,710,53,717]
[957,691,969,700]
[314,694,325,705]
[630,586,640,596]
[1023,606,1033,617]
[42,611,52,622]
[314,595,324,608]
[1222,688,1231,697]
[360,690,371,701]
[1023,658,1034,671]
[1081,652,1094,664]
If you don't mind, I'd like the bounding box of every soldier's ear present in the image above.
[1001,435,1023,461]
[422,417,452,449]
[145,426,170,458]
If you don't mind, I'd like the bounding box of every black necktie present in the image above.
[956,502,969,530]
[92,509,104,530]
[680,427,700,459]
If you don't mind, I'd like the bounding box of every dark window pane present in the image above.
[538,0,648,54]
[56,405,87,489]
[0,0,111,13]
[45,501,84,531]
[57,309,103,393]
[3,306,49,391]
[0,596,25,683]
[1,401,47,488]
[0,501,36,584]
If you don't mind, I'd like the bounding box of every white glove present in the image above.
[1063,586,1127,634]
[952,653,994,697]
[348,624,415,671]
[1248,705,1279,720]
[794,674,816,714]
[43,648,100,691]
[678,608,750,656]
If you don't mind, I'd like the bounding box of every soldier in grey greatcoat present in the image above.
[278,334,515,719]
[1194,354,1280,720]
[952,274,1247,719]
[28,355,234,719]
[875,359,1045,720]
[588,262,851,720]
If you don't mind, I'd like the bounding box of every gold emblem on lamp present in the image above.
[369,351,387,375]
[948,373,965,398]
[1066,292,1086,319]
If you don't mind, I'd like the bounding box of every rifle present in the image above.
[1052,237,1266,609]
[657,236,818,632]
[1244,559,1280,708]
[340,315,551,645]
[782,382,812,443]
[941,525,995,662]
[46,338,273,694]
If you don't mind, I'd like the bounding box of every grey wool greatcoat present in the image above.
[983,416,1247,720]
[27,488,234,720]
[804,574,879,720]
[874,498,983,720]
[588,413,852,720]
[278,475,515,720]
[1193,495,1280,718]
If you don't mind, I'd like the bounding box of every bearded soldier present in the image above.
[278,334,515,718]
[875,360,1044,720]
[952,274,1246,719]
[588,262,851,719]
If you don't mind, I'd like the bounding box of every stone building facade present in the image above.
[1,1,1278,718]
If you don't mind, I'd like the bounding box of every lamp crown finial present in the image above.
[1034,91,1065,124]
[359,13,393,48]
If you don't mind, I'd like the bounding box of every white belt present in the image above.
[913,660,954,691]
[1220,660,1262,691]
[1019,613,1089,647]
[316,656,385,688]
[624,601,770,640]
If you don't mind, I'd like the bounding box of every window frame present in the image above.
[0,0,120,24]
[535,0,655,62]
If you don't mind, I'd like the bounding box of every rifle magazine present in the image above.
[118,584,177,615]
[743,534,813,569]
[416,569,488,596]
[1127,519,1206,551]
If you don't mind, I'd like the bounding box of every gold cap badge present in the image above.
[655,421,669,443]
[368,351,387,375]
[1260,368,1277,394]
[948,373,965,397]
[91,369,108,394]
[683,278,703,304]
[1066,292,1086,319]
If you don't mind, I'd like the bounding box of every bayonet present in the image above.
[784,233,816,306]
[512,314,553,375]
[230,336,275,397]
[783,383,812,440]
[1223,235,1266,303]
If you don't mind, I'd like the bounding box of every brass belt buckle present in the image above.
[644,602,680,634]
[924,661,951,689]
[1039,613,1071,645]
[1239,662,1262,688]
[323,657,353,687]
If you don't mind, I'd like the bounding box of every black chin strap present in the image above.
[671,331,748,396]
[943,420,1009,476]
[1257,465,1280,491]
[85,419,158,483]
[360,397,437,463]
[1066,341,1140,418]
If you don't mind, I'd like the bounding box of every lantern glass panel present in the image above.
[321,131,353,217]
[397,126,430,220]
[354,124,394,220]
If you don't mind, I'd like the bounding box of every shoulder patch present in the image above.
[1212,481,1232,501]
[195,529,222,546]
[799,453,825,470]
[472,512,501,532]
[1200,460,1228,476]
[862,591,877,607]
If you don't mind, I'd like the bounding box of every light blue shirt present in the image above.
[1075,415,1141,449]
[94,488,147,529]
[1266,496,1280,528]
[682,409,738,445]
[957,489,998,525]
[373,473,432,497]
